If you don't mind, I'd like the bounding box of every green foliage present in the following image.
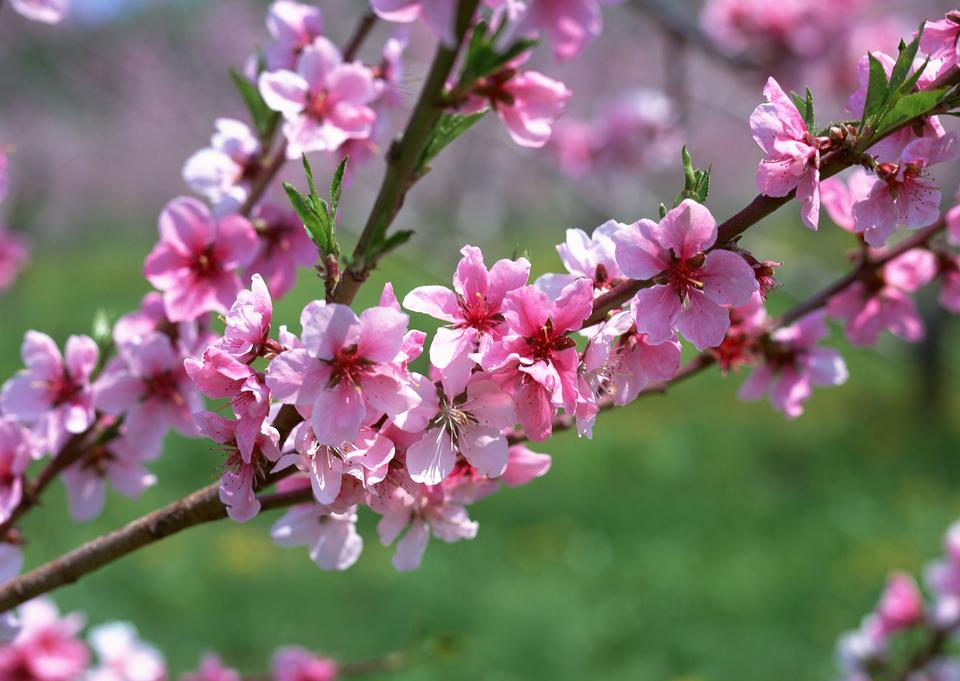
[458,20,538,88]
[789,88,815,131]
[673,146,710,207]
[282,155,345,260]
[416,112,487,176]
[229,67,279,142]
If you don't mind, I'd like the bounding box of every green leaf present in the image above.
[416,112,487,174]
[229,68,278,141]
[861,53,890,126]
[283,181,330,254]
[330,156,348,217]
[888,30,922,93]
[91,309,113,348]
[673,146,711,207]
[875,86,949,136]
[803,88,815,131]
[658,202,668,219]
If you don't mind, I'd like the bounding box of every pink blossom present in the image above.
[272,647,338,681]
[711,291,768,373]
[266,300,420,446]
[180,654,241,681]
[550,120,593,176]
[476,279,592,440]
[94,331,201,445]
[247,203,316,299]
[535,220,624,298]
[403,245,529,395]
[398,378,514,485]
[588,89,681,172]
[499,445,552,486]
[182,119,261,216]
[0,418,36,525]
[215,273,276,362]
[852,133,959,247]
[0,227,28,290]
[612,199,758,350]
[0,598,89,681]
[738,310,848,418]
[112,292,213,359]
[370,0,457,45]
[920,13,960,77]
[1,331,99,452]
[143,197,258,322]
[10,0,68,24]
[516,0,603,61]
[820,168,874,233]
[271,499,364,570]
[372,482,478,571]
[939,253,960,314]
[750,77,821,229]
[871,572,924,638]
[259,38,377,158]
[372,34,408,109]
[468,69,571,148]
[87,622,165,681]
[61,431,159,523]
[264,0,324,70]
[827,249,937,346]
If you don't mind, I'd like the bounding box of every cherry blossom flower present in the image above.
[263,0,324,70]
[0,227,29,290]
[711,291,767,373]
[827,248,937,346]
[214,273,276,363]
[1,331,99,452]
[10,0,68,24]
[750,77,822,229]
[266,300,420,446]
[870,572,924,638]
[60,430,159,523]
[404,245,529,395]
[820,168,875,232]
[370,0,457,45]
[612,199,758,350]
[270,491,364,571]
[738,310,848,418]
[259,38,378,158]
[143,197,259,322]
[182,119,261,215]
[516,0,603,61]
[852,133,959,247]
[272,646,339,681]
[0,418,37,525]
[0,598,89,681]
[247,203,316,299]
[180,654,241,681]
[467,68,571,148]
[94,331,201,445]
[87,622,165,681]
[535,220,624,299]
[920,12,960,77]
[112,291,214,359]
[500,445,552,486]
[477,278,593,441]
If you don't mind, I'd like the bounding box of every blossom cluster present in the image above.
[0,596,339,681]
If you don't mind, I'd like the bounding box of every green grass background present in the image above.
[3,220,960,681]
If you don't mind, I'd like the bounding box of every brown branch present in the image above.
[342,13,378,62]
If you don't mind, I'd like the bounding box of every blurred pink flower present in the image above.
[10,0,68,24]
[182,118,261,216]
[0,418,37,525]
[371,0,456,45]
[272,647,339,681]
[87,622,165,681]
[516,0,603,61]
[920,12,960,77]
[820,168,874,232]
[264,0,325,70]
[0,598,89,681]
[180,654,241,681]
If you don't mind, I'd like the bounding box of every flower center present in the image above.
[659,251,706,300]
[193,247,221,278]
[326,345,373,388]
[456,291,501,333]
[525,318,577,361]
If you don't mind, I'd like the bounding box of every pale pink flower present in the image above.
[214,273,276,363]
[266,300,420,446]
[1,331,98,452]
[550,119,593,176]
[182,119,261,216]
[852,133,959,247]
[271,499,364,570]
[61,431,159,522]
[870,572,924,639]
[264,0,324,70]
[612,199,758,350]
[535,220,624,299]
[259,38,377,158]
[827,248,937,346]
[112,292,213,359]
[920,13,960,77]
[247,203,316,299]
[477,279,593,440]
[10,0,67,24]
[94,331,201,445]
[820,168,874,233]
[0,598,89,681]
[0,227,28,290]
[180,654,241,681]
[738,310,848,419]
[750,77,821,229]
[403,245,529,395]
[499,445,552,486]
[398,378,514,485]
[468,69,571,148]
[143,197,258,322]
[516,0,603,61]
[0,418,37,525]
[87,622,165,681]
[372,482,478,571]
[370,0,457,45]
[272,647,338,681]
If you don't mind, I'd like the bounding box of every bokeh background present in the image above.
[2,0,960,679]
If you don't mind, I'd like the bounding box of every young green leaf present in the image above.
[416,112,486,174]
[229,68,278,141]
[330,156,348,216]
[888,29,922,93]
[861,53,890,127]
[875,86,949,136]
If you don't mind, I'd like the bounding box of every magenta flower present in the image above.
[61,431,159,523]
[181,654,241,681]
[477,278,593,441]
[87,622,166,681]
[143,197,258,322]
[535,220,624,298]
[264,0,325,70]
[827,248,937,346]
[0,227,28,291]
[0,418,37,525]
[871,572,924,639]
[750,77,822,229]
[516,0,603,61]
[1,331,98,451]
[920,13,960,77]
[852,133,959,247]
[271,494,364,571]
[272,647,339,681]
[738,310,848,419]
[266,301,420,446]
[182,118,261,216]
[612,199,758,350]
[404,245,529,394]
[217,273,276,362]
[370,0,457,45]
[94,331,201,446]
[467,68,572,148]
[259,38,377,158]
[247,203,316,299]
[10,0,67,24]
[0,599,89,681]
